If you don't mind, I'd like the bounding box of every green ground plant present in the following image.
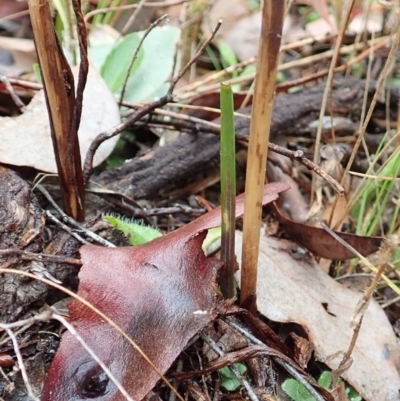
[282,371,362,401]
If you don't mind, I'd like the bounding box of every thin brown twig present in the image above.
[104,199,206,218]
[84,0,187,24]
[223,318,330,401]
[265,144,345,195]
[201,333,259,401]
[0,249,82,266]
[0,326,39,401]
[0,73,25,111]
[130,109,344,195]
[71,0,89,134]
[172,344,330,401]
[171,20,223,91]
[7,77,42,91]
[0,9,30,24]
[45,210,92,245]
[120,0,147,36]
[83,20,222,185]
[83,97,172,185]
[315,218,399,385]
[36,184,116,248]
[119,14,169,105]
[68,0,89,215]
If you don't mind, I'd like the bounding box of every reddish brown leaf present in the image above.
[0,354,14,368]
[275,206,383,260]
[234,233,400,400]
[41,182,288,401]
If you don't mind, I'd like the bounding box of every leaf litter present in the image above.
[40,183,288,401]
[0,66,120,172]
[234,230,400,401]
[1,1,400,401]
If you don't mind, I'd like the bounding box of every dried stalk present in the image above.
[240,0,284,311]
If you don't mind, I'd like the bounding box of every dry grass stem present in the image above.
[310,0,355,206]
[240,0,284,311]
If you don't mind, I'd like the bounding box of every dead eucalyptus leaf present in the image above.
[275,206,383,260]
[235,232,400,401]
[0,66,120,172]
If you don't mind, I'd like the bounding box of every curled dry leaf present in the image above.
[275,206,383,260]
[0,66,120,172]
[41,182,289,401]
[235,232,400,401]
[267,162,309,223]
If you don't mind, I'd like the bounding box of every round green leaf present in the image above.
[124,26,180,102]
[100,32,145,93]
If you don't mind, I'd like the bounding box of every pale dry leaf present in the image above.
[235,231,400,401]
[306,15,337,38]
[309,0,337,35]
[201,0,261,61]
[0,37,36,76]
[267,162,309,223]
[0,66,120,172]
[348,6,388,34]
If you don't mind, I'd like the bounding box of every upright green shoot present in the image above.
[355,145,400,236]
[92,0,109,26]
[220,82,236,299]
[102,0,123,26]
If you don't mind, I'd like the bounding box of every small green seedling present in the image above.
[282,371,362,401]
[202,226,222,255]
[103,215,161,246]
[219,363,247,392]
[281,379,318,401]
[103,215,222,253]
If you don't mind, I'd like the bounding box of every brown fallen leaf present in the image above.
[235,232,400,401]
[0,36,36,78]
[275,205,383,260]
[267,162,309,222]
[0,66,120,172]
[40,182,289,401]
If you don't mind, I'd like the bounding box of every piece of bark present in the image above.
[0,166,46,322]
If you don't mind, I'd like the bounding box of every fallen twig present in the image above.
[36,184,116,248]
[201,332,259,401]
[0,249,81,266]
[83,20,222,185]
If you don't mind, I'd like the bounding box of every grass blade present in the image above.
[220,82,236,299]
